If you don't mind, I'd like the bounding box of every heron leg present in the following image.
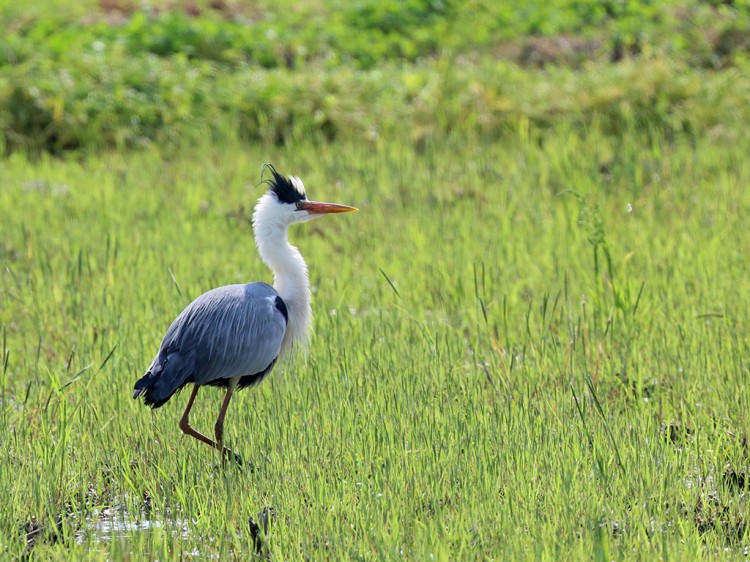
[178,385,242,465]
[214,383,235,444]
[179,385,217,448]
[214,381,242,465]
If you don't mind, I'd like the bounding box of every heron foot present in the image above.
[219,445,244,467]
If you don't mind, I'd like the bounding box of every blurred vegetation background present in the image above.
[2,0,750,154]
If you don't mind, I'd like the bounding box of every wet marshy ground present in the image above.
[22,492,273,558]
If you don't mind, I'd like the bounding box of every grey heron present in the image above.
[133,165,357,464]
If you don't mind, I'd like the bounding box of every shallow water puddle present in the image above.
[78,506,189,543]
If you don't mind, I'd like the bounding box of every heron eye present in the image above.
[295,201,303,210]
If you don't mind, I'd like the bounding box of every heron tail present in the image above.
[133,355,190,409]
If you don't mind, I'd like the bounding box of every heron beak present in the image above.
[300,201,358,214]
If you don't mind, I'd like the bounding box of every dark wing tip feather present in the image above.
[133,369,177,409]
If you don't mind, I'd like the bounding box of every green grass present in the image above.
[1,125,749,559]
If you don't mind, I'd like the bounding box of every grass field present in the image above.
[2,1,750,560]
[1,129,749,559]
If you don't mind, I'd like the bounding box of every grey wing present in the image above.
[136,282,287,406]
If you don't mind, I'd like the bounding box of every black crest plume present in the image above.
[260,163,306,204]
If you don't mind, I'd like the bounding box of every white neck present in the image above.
[253,199,312,353]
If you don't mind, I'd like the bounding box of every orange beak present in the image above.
[299,201,358,214]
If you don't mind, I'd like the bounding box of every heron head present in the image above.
[256,164,357,227]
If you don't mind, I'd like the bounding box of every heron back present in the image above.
[134,282,287,408]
